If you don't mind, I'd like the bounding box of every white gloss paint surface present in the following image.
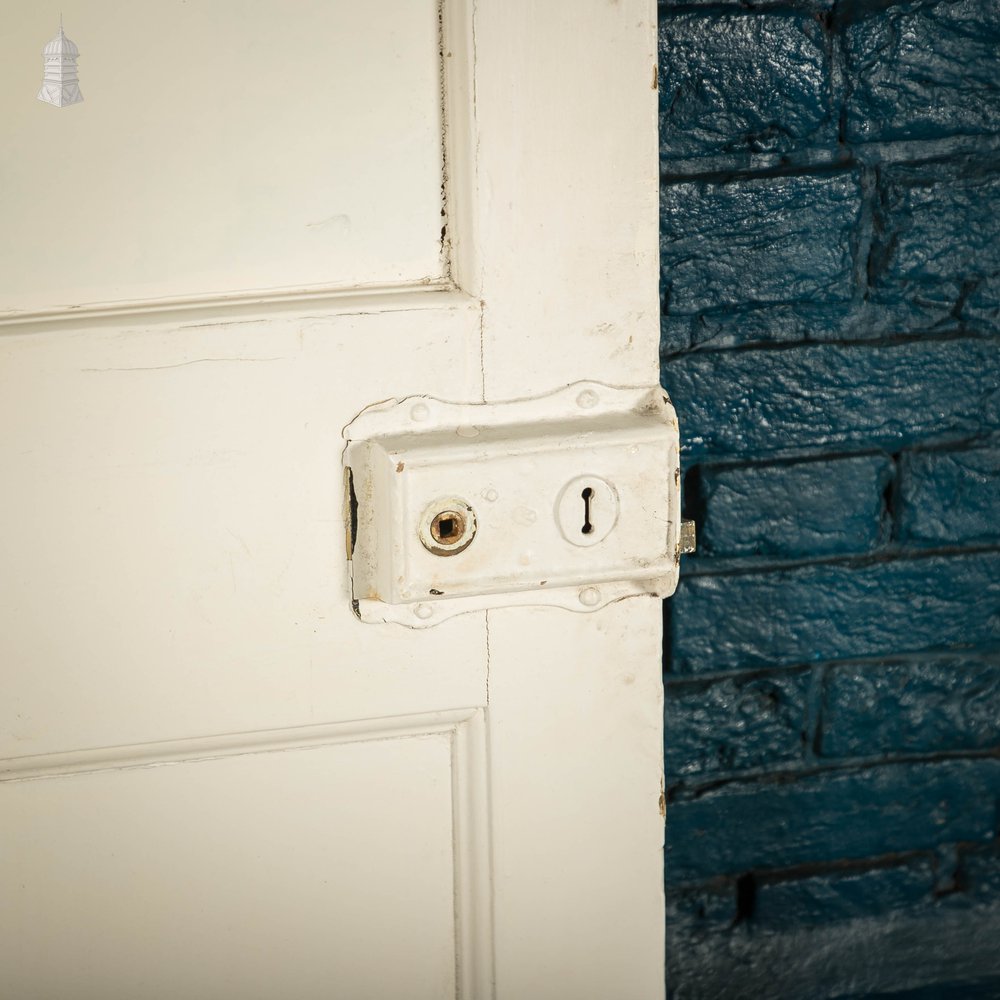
[1,1,444,314]
[2,735,459,1000]
[0,3,665,997]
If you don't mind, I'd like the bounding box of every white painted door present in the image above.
[0,3,664,998]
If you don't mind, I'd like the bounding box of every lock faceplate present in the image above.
[343,381,683,626]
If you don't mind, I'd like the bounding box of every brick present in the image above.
[667,853,940,943]
[665,880,737,942]
[664,669,810,781]
[659,14,831,161]
[662,337,1000,462]
[669,552,1000,674]
[693,455,891,559]
[661,174,859,332]
[666,879,1000,999]
[753,860,936,932]
[665,758,1000,884]
[663,164,1000,349]
[900,444,1000,546]
[956,846,1000,906]
[845,0,1000,144]
[820,657,1000,759]
[869,167,1000,336]
[661,298,864,354]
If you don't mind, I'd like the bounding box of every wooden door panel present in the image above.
[0,299,484,760]
[1,724,480,1000]
[1,1,443,315]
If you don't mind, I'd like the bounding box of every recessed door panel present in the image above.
[0,1,444,314]
[1,733,457,1000]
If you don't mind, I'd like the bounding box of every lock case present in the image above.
[343,381,685,626]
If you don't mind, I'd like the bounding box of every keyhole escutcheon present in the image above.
[556,476,619,547]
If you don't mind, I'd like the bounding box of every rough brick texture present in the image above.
[844,0,1000,143]
[661,174,861,352]
[869,166,1000,335]
[658,0,1000,993]
[900,443,1000,546]
[662,174,859,316]
[671,337,1000,460]
[821,655,1000,758]
[664,668,811,779]
[751,859,936,931]
[659,14,833,159]
[671,551,1000,673]
[666,758,1000,885]
[692,454,891,559]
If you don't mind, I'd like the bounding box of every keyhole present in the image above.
[581,487,594,535]
[556,477,617,547]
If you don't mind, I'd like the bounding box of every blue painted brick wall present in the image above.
[658,0,1000,993]
[693,454,892,559]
